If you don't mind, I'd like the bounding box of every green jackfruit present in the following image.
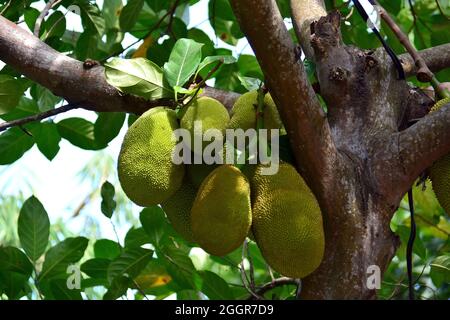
[118,107,184,207]
[161,178,197,242]
[191,165,252,256]
[227,91,286,135]
[180,97,230,153]
[248,162,307,201]
[250,162,324,278]
[429,97,450,214]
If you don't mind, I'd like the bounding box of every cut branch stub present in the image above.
[310,11,343,59]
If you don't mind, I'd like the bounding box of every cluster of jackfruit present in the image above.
[117,91,325,279]
[429,97,450,214]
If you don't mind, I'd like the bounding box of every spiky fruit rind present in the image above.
[430,155,450,214]
[250,162,325,278]
[180,97,230,152]
[191,165,252,256]
[431,97,450,112]
[227,91,285,135]
[118,107,184,207]
[248,162,307,201]
[227,91,258,131]
[429,97,450,214]
[161,178,197,242]
[252,188,324,278]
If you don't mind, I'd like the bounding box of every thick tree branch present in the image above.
[401,43,450,78]
[0,16,238,115]
[247,277,299,300]
[230,0,336,190]
[290,0,327,61]
[373,102,450,203]
[398,103,450,184]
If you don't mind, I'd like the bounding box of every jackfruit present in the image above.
[180,97,230,153]
[118,107,184,207]
[161,178,197,242]
[186,163,218,189]
[429,97,450,214]
[191,165,252,256]
[248,162,307,201]
[251,162,324,278]
[227,91,286,135]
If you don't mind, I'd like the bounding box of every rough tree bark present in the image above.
[1,1,450,299]
[230,0,450,299]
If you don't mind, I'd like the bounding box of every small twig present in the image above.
[344,6,354,20]
[131,279,150,301]
[295,279,302,299]
[267,264,275,282]
[183,60,224,107]
[244,240,256,291]
[240,241,262,300]
[34,0,62,37]
[165,0,181,40]
[0,103,79,133]
[247,277,299,300]
[0,0,12,16]
[376,2,433,82]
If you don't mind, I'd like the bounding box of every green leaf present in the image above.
[0,247,33,277]
[1,97,39,122]
[238,75,263,92]
[0,271,30,300]
[107,247,153,283]
[81,277,109,289]
[30,122,61,161]
[24,7,40,32]
[31,84,62,112]
[77,0,106,35]
[48,279,83,300]
[196,55,236,77]
[105,57,173,100]
[57,118,107,150]
[159,244,200,291]
[396,225,427,260]
[430,254,450,287]
[42,11,66,40]
[0,75,28,114]
[237,54,263,79]
[94,112,125,146]
[199,271,234,300]
[124,227,150,248]
[164,38,204,88]
[81,258,111,279]
[100,181,117,219]
[103,0,123,30]
[94,239,122,260]
[39,237,89,281]
[17,196,50,261]
[120,0,144,31]
[75,31,100,61]
[140,206,172,248]
[103,275,129,300]
[0,127,35,165]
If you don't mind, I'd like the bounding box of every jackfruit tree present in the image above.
[0,0,450,301]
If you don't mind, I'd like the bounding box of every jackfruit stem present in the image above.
[431,76,450,99]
